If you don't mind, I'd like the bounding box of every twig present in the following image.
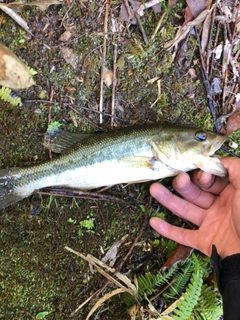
[123,0,148,45]
[111,43,118,128]
[206,5,216,75]
[24,100,130,122]
[37,188,133,206]
[47,86,54,159]
[195,26,219,132]
[151,11,166,39]
[76,0,83,28]
[99,1,110,124]
[135,13,148,45]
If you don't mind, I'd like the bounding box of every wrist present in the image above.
[217,244,240,260]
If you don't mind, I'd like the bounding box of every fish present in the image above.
[0,123,227,209]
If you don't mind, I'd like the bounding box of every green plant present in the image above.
[35,311,49,319]
[122,253,222,319]
[78,218,95,236]
[0,87,21,106]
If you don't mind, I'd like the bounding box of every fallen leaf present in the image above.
[211,77,222,94]
[188,68,197,79]
[60,47,79,69]
[101,234,128,267]
[103,69,113,87]
[201,5,212,52]
[165,8,214,49]
[0,44,35,89]
[59,30,72,42]
[186,0,208,18]
[184,5,194,25]
[225,112,240,135]
[161,244,193,269]
[0,4,33,35]
[7,0,61,12]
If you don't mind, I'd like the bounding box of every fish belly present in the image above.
[16,159,182,196]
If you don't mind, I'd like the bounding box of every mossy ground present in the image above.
[0,1,223,319]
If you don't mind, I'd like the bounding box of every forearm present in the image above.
[211,245,240,320]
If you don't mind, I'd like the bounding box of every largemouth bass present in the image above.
[0,124,227,209]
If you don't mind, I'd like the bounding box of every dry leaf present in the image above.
[102,234,128,267]
[7,0,61,12]
[0,4,33,35]
[211,77,222,94]
[59,30,72,42]
[186,0,208,18]
[0,44,35,90]
[188,68,197,79]
[164,8,213,49]
[60,47,79,69]
[225,112,240,135]
[103,69,113,87]
[201,6,212,52]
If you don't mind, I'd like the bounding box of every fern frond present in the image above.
[163,258,194,299]
[172,253,203,320]
[0,87,21,106]
[193,283,222,320]
[122,264,178,306]
[138,265,177,301]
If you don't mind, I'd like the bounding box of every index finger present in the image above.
[150,182,205,226]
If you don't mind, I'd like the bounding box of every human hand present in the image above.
[149,157,240,259]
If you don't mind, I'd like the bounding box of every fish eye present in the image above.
[195,131,207,141]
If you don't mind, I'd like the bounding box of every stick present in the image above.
[99,1,110,124]
[111,43,117,128]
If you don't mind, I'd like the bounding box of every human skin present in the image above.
[149,157,240,259]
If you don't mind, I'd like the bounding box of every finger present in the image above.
[172,172,216,208]
[191,169,229,195]
[149,217,208,255]
[221,157,240,189]
[150,183,204,226]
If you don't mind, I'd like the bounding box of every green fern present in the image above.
[121,253,222,319]
[122,264,178,306]
[172,253,203,320]
[0,87,21,106]
[193,283,222,319]
[163,258,194,299]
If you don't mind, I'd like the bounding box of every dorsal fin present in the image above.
[44,129,93,154]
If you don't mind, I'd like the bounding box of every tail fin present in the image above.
[0,168,24,209]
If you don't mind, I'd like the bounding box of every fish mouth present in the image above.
[209,135,226,156]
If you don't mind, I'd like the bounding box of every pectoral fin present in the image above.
[119,156,156,169]
[196,157,228,177]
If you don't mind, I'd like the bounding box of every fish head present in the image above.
[181,129,226,156]
[153,127,227,177]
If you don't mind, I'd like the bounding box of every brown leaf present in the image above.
[186,0,208,18]
[162,244,193,269]
[0,44,35,89]
[60,47,79,69]
[7,0,61,12]
[225,112,240,135]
